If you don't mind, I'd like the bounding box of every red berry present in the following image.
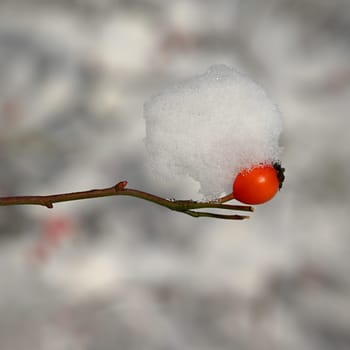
[233,164,280,205]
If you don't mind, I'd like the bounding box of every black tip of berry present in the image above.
[273,161,285,190]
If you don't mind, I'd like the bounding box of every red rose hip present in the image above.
[233,164,280,205]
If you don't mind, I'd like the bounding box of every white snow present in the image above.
[144,64,283,199]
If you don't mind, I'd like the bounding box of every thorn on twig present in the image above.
[115,181,128,191]
[45,202,54,209]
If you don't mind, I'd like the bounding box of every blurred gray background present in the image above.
[1,0,350,349]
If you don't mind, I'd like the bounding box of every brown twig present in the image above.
[0,181,253,220]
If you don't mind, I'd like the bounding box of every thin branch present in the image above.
[184,210,250,220]
[0,181,253,220]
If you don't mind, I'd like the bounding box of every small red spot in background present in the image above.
[28,215,76,264]
[42,216,73,246]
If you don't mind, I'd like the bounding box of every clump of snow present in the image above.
[144,64,282,199]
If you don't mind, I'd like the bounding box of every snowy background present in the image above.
[1,0,350,349]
